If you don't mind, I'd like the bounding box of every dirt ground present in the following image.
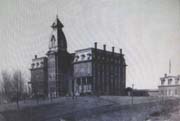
[0,96,179,121]
[147,101,180,121]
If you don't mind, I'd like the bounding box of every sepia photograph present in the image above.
[0,0,180,121]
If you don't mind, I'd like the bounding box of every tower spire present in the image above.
[48,15,67,51]
[169,59,171,74]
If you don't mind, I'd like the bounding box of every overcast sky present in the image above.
[0,0,180,89]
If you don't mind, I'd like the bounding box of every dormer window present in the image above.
[175,78,179,85]
[75,55,79,62]
[41,61,44,66]
[87,53,92,60]
[31,63,35,68]
[168,79,172,85]
[36,62,39,67]
[81,54,85,60]
[161,79,165,85]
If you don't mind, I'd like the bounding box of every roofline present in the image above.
[75,47,124,55]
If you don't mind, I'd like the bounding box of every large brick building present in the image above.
[30,56,48,97]
[30,16,126,97]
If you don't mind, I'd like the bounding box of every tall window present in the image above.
[175,89,178,95]
[175,78,179,85]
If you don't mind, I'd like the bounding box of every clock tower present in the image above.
[47,15,72,97]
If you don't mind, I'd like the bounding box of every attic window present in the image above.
[175,80,179,85]
[31,63,35,68]
[41,61,44,66]
[161,79,165,85]
[81,54,85,60]
[75,56,79,62]
[87,53,92,60]
[175,78,179,85]
[37,62,39,67]
[176,77,180,81]
[168,79,172,85]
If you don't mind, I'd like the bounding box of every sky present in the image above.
[0,0,180,89]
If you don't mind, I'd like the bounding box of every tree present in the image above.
[1,70,26,110]
[1,70,13,102]
[12,70,25,109]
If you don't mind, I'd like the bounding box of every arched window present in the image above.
[50,35,56,48]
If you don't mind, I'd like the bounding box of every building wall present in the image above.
[73,49,93,95]
[30,17,127,97]
[47,53,57,97]
[159,85,180,97]
[46,16,73,97]
[92,48,126,95]
[30,57,48,97]
[73,46,126,96]
[56,51,73,96]
[159,74,180,97]
[147,90,159,97]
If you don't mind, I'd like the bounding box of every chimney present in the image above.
[35,55,37,59]
[103,44,106,51]
[94,42,97,49]
[164,73,167,77]
[112,46,115,53]
[120,49,122,54]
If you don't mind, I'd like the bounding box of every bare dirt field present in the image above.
[0,96,179,121]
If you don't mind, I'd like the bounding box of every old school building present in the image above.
[30,16,126,97]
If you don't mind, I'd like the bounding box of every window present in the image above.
[74,56,79,62]
[169,90,171,96]
[77,79,80,85]
[161,79,165,85]
[165,90,167,96]
[87,53,92,60]
[175,89,178,95]
[31,63,35,68]
[81,54,85,60]
[161,90,164,95]
[37,62,39,67]
[175,78,179,85]
[168,79,172,85]
[175,80,179,85]
[41,61,44,66]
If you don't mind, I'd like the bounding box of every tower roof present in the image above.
[51,15,64,28]
[49,15,67,52]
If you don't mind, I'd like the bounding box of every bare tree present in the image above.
[1,70,13,102]
[12,70,25,109]
[0,70,26,110]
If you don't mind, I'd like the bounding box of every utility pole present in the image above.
[131,84,134,105]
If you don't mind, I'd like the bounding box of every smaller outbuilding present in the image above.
[159,74,180,97]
